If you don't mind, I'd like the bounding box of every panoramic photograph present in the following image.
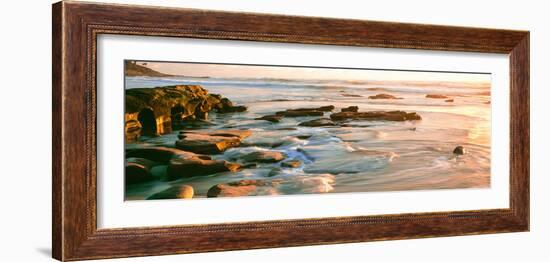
[124,60,492,200]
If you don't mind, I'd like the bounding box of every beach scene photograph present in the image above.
[124,60,491,200]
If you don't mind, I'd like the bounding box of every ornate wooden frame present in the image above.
[52,1,530,261]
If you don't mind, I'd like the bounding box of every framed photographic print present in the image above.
[52,1,529,261]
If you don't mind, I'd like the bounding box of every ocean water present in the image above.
[125,76,491,200]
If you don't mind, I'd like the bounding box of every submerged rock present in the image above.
[281,160,302,168]
[268,168,283,177]
[175,130,251,154]
[330,111,422,121]
[368,93,402,99]
[125,158,157,184]
[242,150,286,163]
[426,94,449,99]
[294,106,335,112]
[147,185,194,200]
[255,114,283,123]
[341,93,363,97]
[453,146,466,155]
[341,106,359,113]
[276,110,324,117]
[298,118,336,127]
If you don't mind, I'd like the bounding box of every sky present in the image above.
[136,60,491,84]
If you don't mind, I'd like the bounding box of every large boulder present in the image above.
[330,111,422,121]
[167,153,241,180]
[147,185,194,200]
[207,179,278,198]
[125,147,241,180]
[125,158,156,184]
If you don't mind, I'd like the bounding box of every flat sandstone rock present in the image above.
[241,150,286,163]
[330,111,421,122]
[175,131,250,154]
[167,154,241,180]
[298,118,336,127]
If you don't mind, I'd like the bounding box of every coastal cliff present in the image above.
[124,61,170,77]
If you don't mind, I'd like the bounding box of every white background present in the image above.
[0,0,547,261]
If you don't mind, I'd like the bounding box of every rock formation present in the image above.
[175,130,252,154]
[207,179,279,198]
[125,157,156,184]
[147,185,195,200]
[124,85,247,141]
[125,147,241,181]
[241,150,286,163]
